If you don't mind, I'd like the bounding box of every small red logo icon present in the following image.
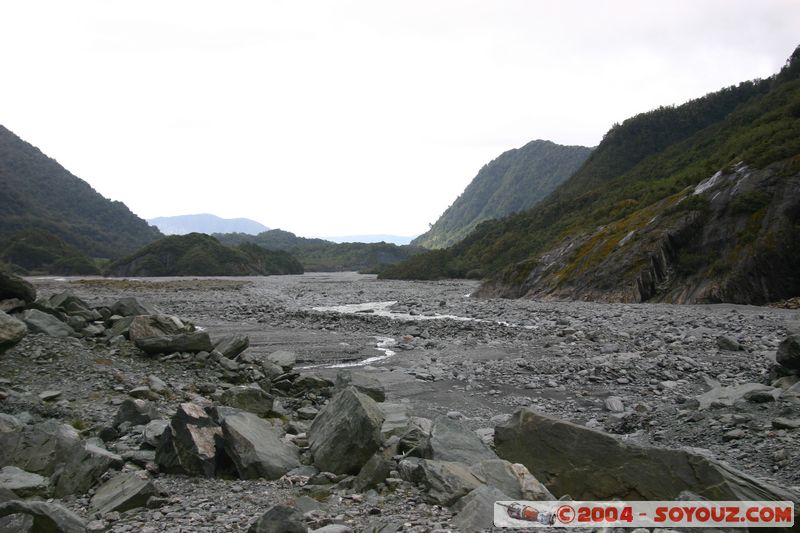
[557,504,576,524]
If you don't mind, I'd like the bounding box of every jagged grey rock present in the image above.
[267,350,296,370]
[156,403,221,477]
[90,471,157,515]
[353,454,392,492]
[219,386,274,417]
[378,403,411,440]
[469,459,553,500]
[19,309,73,337]
[494,407,800,501]
[428,416,496,464]
[0,419,81,475]
[247,504,306,533]
[308,387,385,474]
[214,334,250,359]
[53,443,122,498]
[0,500,85,533]
[0,466,49,498]
[143,420,169,448]
[127,314,186,341]
[777,334,800,370]
[221,411,300,480]
[0,270,36,304]
[398,458,482,506]
[135,331,213,354]
[0,311,26,353]
[48,293,99,321]
[110,297,157,317]
[113,398,159,428]
[452,484,511,532]
[335,370,385,402]
[694,382,778,410]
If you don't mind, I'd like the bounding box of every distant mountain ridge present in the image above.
[149,214,268,236]
[0,125,161,260]
[323,234,417,245]
[413,140,592,249]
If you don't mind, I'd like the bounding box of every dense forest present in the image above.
[106,233,304,277]
[0,126,161,260]
[381,46,800,304]
[216,229,424,272]
[413,140,591,249]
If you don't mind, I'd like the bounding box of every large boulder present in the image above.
[777,334,800,370]
[427,416,496,464]
[220,411,300,480]
[469,459,553,500]
[113,398,160,428]
[0,271,35,304]
[335,370,385,402]
[0,420,81,476]
[495,408,800,502]
[267,350,296,371]
[452,485,512,532]
[378,403,412,440]
[19,309,73,337]
[155,403,221,477]
[398,458,482,506]
[0,500,85,533]
[214,335,250,360]
[53,443,123,497]
[0,311,27,353]
[128,314,188,342]
[219,386,274,417]
[247,504,306,533]
[0,466,50,498]
[135,331,213,355]
[110,297,157,317]
[308,387,385,474]
[48,293,100,321]
[90,471,157,515]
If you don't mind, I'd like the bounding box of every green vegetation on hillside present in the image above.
[0,229,101,275]
[106,233,303,277]
[413,140,591,249]
[382,45,800,299]
[0,126,161,259]
[216,229,424,272]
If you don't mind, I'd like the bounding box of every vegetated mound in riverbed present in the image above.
[105,233,303,277]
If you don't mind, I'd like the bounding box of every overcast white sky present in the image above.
[1,1,798,238]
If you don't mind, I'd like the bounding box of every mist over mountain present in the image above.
[148,214,268,236]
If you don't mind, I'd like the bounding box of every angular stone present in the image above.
[267,350,296,370]
[604,396,625,413]
[20,309,74,337]
[0,466,49,498]
[428,416,496,464]
[378,403,411,440]
[128,314,187,342]
[38,390,62,402]
[0,311,27,353]
[0,500,85,533]
[772,417,800,430]
[48,293,98,321]
[107,316,136,339]
[53,443,123,498]
[90,471,156,515]
[452,485,512,532]
[219,386,274,417]
[335,370,385,402]
[143,420,169,448]
[716,336,742,351]
[129,386,159,401]
[0,297,26,313]
[469,459,553,500]
[353,454,392,492]
[694,382,776,410]
[214,335,250,360]
[308,387,385,474]
[777,334,800,370]
[247,504,306,533]
[0,270,35,304]
[221,411,300,480]
[0,419,81,476]
[495,407,800,501]
[398,458,482,506]
[110,297,157,317]
[155,403,221,477]
[113,399,159,428]
[135,332,213,355]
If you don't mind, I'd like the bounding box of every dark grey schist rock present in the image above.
[398,458,482,506]
[113,399,160,428]
[777,334,800,370]
[247,504,306,533]
[156,403,221,477]
[90,471,157,515]
[218,386,274,417]
[19,309,74,338]
[0,419,81,476]
[214,334,250,359]
[427,415,496,464]
[452,485,512,533]
[0,311,26,353]
[0,270,36,304]
[494,407,800,503]
[0,466,49,498]
[53,443,123,498]
[220,411,300,480]
[308,387,385,474]
[135,331,213,355]
[0,499,85,533]
[335,370,386,402]
[267,350,296,370]
[110,297,157,317]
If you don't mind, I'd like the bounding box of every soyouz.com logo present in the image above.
[493,501,795,528]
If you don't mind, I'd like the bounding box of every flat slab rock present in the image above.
[90,471,157,515]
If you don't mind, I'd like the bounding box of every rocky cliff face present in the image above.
[478,161,800,304]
